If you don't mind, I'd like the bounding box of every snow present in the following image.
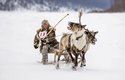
[0,11,125,80]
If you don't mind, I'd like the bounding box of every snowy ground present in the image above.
[0,11,125,80]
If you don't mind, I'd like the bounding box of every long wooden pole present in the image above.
[47,14,69,36]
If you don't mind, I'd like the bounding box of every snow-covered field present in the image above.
[0,11,125,80]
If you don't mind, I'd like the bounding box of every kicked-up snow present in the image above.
[0,11,125,80]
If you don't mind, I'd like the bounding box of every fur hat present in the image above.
[42,20,49,25]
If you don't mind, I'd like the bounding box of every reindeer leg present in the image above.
[54,52,56,64]
[56,53,61,69]
[72,53,79,71]
[66,47,74,62]
[63,53,70,64]
[80,51,86,67]
[67,50,76,70]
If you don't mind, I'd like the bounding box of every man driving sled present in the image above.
[33,20,59,64]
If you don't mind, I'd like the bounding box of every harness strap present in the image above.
[72,33,89,53]
[76,34,83,40]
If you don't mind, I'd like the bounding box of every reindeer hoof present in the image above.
[80,64,86,67]
[80,64,85,67]
[56,66,60,70]
[80,64,83,67]
[56,67,59,70]
[56,64,59,69]
[72,66,76,71]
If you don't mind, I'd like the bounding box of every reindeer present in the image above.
[56,22,98,70]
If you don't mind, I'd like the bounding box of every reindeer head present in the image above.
[67,22,86,32]
[85,30,98,45]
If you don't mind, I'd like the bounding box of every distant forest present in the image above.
[0,0,125,12]
[106,0,125,12]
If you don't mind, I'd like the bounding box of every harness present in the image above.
[71,32,89,53]
[76,34,83,40]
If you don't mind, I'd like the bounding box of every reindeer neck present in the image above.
[71,29,87,51]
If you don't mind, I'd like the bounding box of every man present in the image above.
[33,20,59,64]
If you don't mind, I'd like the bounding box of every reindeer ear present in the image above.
[68,22,74,26]
[81,25,86,28]
[85,31,89,34]
[95,31,98,34]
